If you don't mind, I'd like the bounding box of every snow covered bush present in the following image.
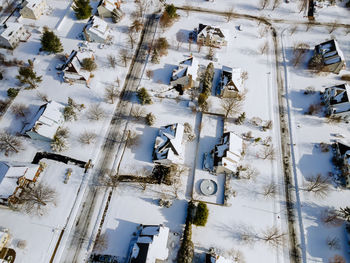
[7,88,19,98]
[145,112,156,126]
[79,131,97,145]
[87,104,106,121]
[40,27,63,54]
[51,127,69,152]
[137,88,152,105]
[193,201,209,226]
[81,58,97,72]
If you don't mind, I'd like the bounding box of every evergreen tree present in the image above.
[137,88,152,105]
[16,60,42,89]
[72,0,92,20]
[40,27,63,53]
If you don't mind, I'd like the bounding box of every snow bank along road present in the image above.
[57,14,159,263]
[174,5,350,263]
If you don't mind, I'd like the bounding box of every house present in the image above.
[21,101,65,141]
[0,22,30,49]
[314,39,346,74]
[0,230,9,251]
[97,0,123,22]
[212,132,243,174]
[196,23,227,47]
[219,66,243,97]
[333,141,350,188]
[170,56,199,94]
[206,253,231,263]
[127,225,169,263]
[61,50,94,85]
[0,161,42,206]
[20,0,47,20]
[153,123,184,165]
[323,83,350,120]
[83,16,111,43]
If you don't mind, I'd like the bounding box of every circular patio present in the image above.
[200,179,218,196]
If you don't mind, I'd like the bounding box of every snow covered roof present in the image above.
[62,50,93,81]
[213,132,243,173]
[129,225,169,263]
[316,39,345,66]
[98,0,121,12]
[23,0,44,9]
[153,123,184,163]
[198,23,225,39]
[21,101,65,140]
[0,23,23,41]
[85,16,109,40]
[0,162,40,199]
[220,66,243,93]
[324,84,350,114]
[171,56,198,81]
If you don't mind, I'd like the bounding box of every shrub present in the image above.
[165,4,178,18]
[202,62,214,96]
[81,58,97,72]
[7,88,19,98]
[155,37,169,56]
[137,87,152,105]
[193,201,209,226]
[145,112,155,126]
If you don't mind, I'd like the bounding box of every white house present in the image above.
[21,101,65,141]
[20,0,47,20]
[0,22,30,49]
[83,16,111,43]
[0,162,42,206]
[61,50,94,85]
[323,83,350,120]
[153,123,184,164]
[97,0,123,22]
[128,225,169,263]
[219,66,243,98]
[197,23,227,47]
[212,132,243,174]
[170,56,199,94]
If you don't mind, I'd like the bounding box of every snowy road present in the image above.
[56,14,159,263]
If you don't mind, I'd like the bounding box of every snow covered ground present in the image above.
[282,23,350,262]
[0,159,85,263]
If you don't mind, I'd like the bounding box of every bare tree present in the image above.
[328,21,338,34]
[320,208,343,226]
[11,103,29,118]
[119,49,131,67]
[0,131,23,155]
[104,85,119,104]
[94,232,109,252]
[130,19,143,32]
[329,255,346,263]
[241,71,248,83]
[126,130,140,148]
[131,105,146,120]
[175,31,186,50]
[258,26,268,38]
[259,41,269,55]
[221,98,242,120]
[225,6,235,22]
[258,145,276,160]
[302,174,330,198]
[107,55,117,68]
[298,0,308,13]
[87,104,106,121]
[326,236,340,250]
[262,182,277,197]
[237,165,259,180]
[18,183,57,215]
[79,131,97,145]
[272,0,281,10]
[293,43,310,67]
[260,226,285,247]
[259,0,269,10]
[127,30,137,49]
[36,91,49,102]
[227,249,245,263]
[135,0,149,18]
[290,25,298,35]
